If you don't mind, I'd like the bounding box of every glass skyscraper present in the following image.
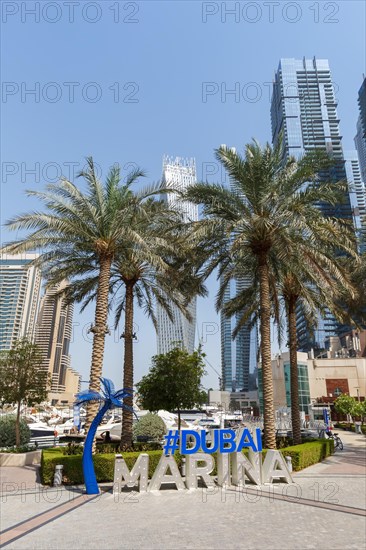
[156,156,198,355]
[220,277,258,392]
[0,253,41,350]
[220,281,233,391]
[355,77,366,183]
[354,77,366,251]
[355,117,366,184]
[344,150,366,251]
[271,58,354,352]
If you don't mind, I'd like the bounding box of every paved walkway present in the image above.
[1,430,365,550]
[0,465,42,493]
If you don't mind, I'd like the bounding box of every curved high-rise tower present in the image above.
[156,156,198,355]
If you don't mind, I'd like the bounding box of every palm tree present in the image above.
[1,158,146,429]
[338,252,366,327]
[116,266,206,447]
[220,238,357,446]
[184,141,357,449]
[280,245,356,444]
[113,200,199,448]
[74,377,132,494]
[61,198,207,447]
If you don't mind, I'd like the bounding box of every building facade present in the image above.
[258,351,366,415]
[156,156,198,355]
[220,277,258,392]
[35,281,80,404]
[354,77,366,251]
[0,254,41,350]
[271,57,354,352]
[220,281,233,391]
[344,150,366,251]
[258,352,311,414]
[355,117,366,184]
[355,77,366,183]
[307,356,366,402]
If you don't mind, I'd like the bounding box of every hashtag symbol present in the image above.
[163,430,180,455]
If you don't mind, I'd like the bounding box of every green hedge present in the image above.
[279,439,334,470]
[41,439,333,485]
[41,449,177,485]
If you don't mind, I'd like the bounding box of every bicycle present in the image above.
[325,429,344,451]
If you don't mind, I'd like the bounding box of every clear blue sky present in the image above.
[1,1,365,390]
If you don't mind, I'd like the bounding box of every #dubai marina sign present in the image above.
[114,428,294,493]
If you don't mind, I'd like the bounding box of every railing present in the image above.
[29,436,64,448]
[241,415,327,437]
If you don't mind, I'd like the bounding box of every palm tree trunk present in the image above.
[15,400,21,448]
[258,252,276,449]
[121,282,134,447]
[288,296,302,445]
[85,255,113,438]
[83,402,110,494]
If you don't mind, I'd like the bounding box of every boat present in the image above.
[197,418,221,429]
[24,417,56,438]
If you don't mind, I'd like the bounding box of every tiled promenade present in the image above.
[1,430,365,550]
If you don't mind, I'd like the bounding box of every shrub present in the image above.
[276,436,293,449]
[41,448,171,485]
[133,413,166,442]
[62,442,83,455]
[0,415,31,448]
[280,439,334,470]
[96,442,163,454]
[130,441,162,451]
[96,442,120,454]
[0,445,35,453]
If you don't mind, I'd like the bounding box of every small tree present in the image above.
[334,394,357,426]
[0,339,49,447]
[0,416,31,447]
[133,413,166,441]
[352,401,366,425]
[137,347,207,430]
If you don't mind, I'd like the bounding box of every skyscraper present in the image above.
[355,117,366,184]
[0,253,41,350]
[354,76,366,251]
[234,277,256,392]
[221,281,233,391]
[35,280,80,404]
[271,58,346,171]
[156,156,198,355]
[344,150,366,251]
[355,77,366,183]
[220,277,258,392]
[271,58,354,352]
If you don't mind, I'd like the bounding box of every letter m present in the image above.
[113,453,149,493]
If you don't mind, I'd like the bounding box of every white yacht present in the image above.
[24,416,56,438]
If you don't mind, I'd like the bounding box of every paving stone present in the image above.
[1,429,365,549]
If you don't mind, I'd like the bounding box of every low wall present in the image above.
[0,450,42,467]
